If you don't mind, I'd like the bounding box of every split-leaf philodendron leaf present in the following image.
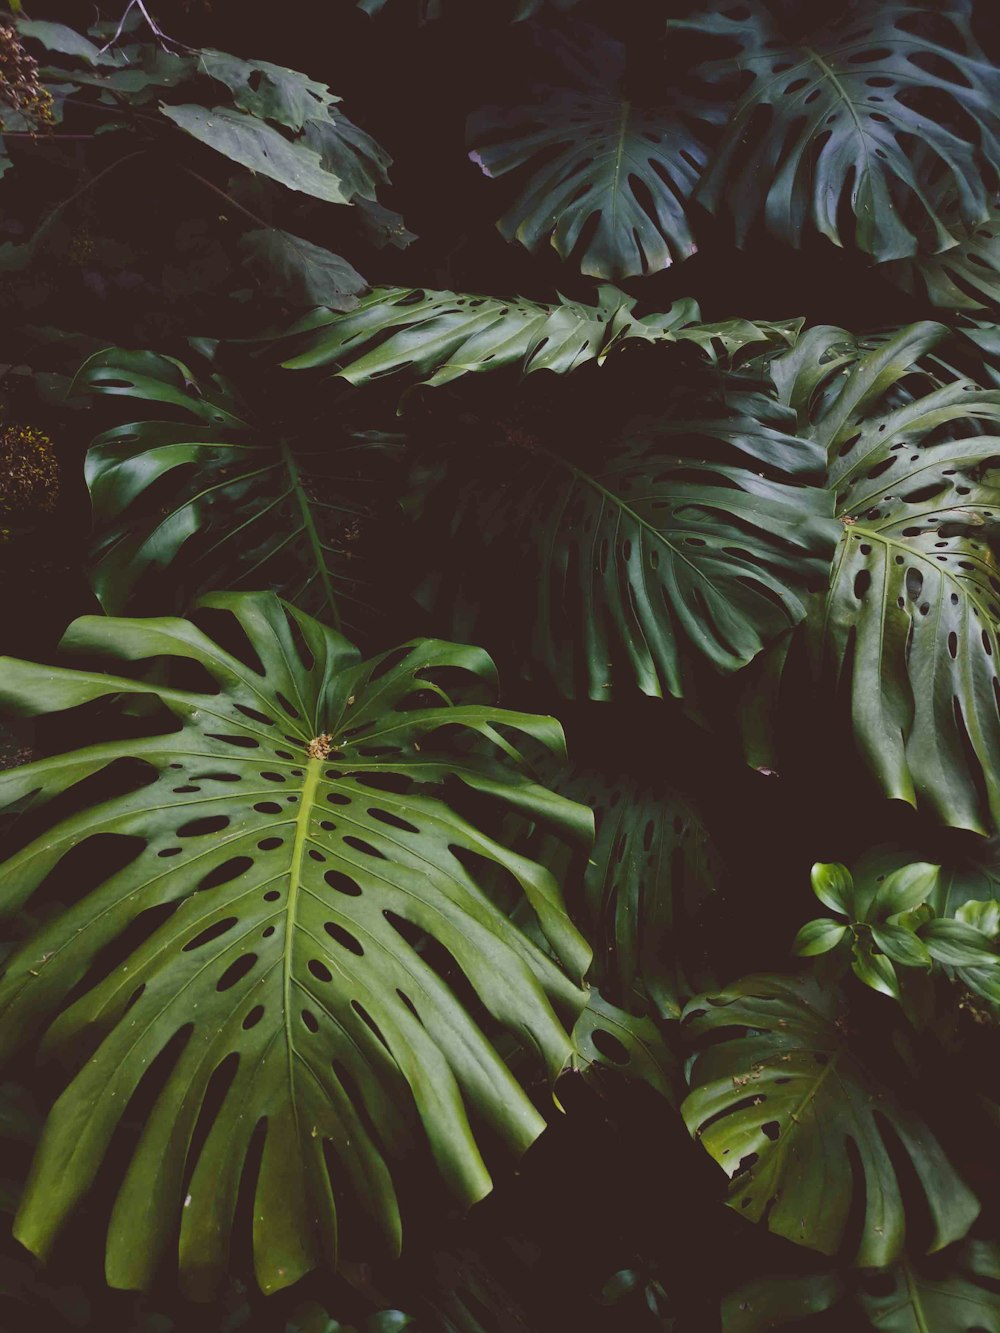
[681,973,979,1265]
[0,592,593,1295]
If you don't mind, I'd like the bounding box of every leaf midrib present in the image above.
[282,752,324,1151]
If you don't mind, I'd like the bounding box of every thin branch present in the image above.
[180,165,272,231]
[98,0,194,56]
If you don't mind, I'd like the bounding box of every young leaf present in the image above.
[872,863,939,919]
[810,862,854,917]
[793,919,848,957]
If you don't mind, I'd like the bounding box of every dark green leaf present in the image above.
[160,105,351,204]
[682,973,978,1263]
[467,31,719,279]
[239,228,367,310]
[675,1,1000,260]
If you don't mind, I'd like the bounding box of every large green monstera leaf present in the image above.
[273,285,796,389]
[412,390,837,699]
[773,323,1000,832]
[77,348,395,631]
[682,974,979,1265]
[0,593,592,1294]
[674,0,1000,260]
[467,29,720,279]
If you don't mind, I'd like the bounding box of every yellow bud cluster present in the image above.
[0,423,59,514]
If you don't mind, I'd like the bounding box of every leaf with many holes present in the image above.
[0,592,592,1294]
[530,769,719,1018]
[681,973,979,1265]
[673,0,1000,261]
[272,285,799,390]
[410,389,837,699]
[466,28,721,279]
[772,322,1000,832]
[76,347,397,632]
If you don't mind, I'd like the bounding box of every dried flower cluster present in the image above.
[0,23,54,132]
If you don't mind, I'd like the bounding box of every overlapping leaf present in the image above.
[674,0,1000,260]
[273,285,800,389]
[467,31,720,279]
[77,347,395,630]
[682,973,979,1265]
[772,323,1000,832]
[530,770,719,1018]
[412,389,837,699]
[722,1240,1000,1330]
[0,592,592,1293]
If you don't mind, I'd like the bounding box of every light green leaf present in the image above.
[873,863,939,920]
[793,918,847,957]
[273,285,794,389]
[0,593,592,1294]
[810,862,854,916]
[870,925,932,970]
[922,919,1000,969]
[956,898,1000,939]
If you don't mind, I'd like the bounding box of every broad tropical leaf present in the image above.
[681,973,979,1265]
[273,285,801,389]
[571,990,677,1104]
[77,347,396,631]
[887,207,1000,314]
[467,29,720,279]
[531,770,719,1018]
[722,1241,1000,1330]
[412,390,837,699]
[773,323,1000,832]
[674,0,1000,260]
[160,105,353,204]
[0,592,593,1294]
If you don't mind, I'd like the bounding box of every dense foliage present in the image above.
[3,1,1000,1329]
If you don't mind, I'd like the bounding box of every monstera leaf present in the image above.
[77,347,397,631]
[887,207,1000,314]
[674,0,1000,260]
[273,285,801,389]
[772,323,1000,832]
[722,1240,1000,1330]
[467,29,720,279]
[681,973,979,1265]
[411,390,837,699]
[0,592,592,1294]
[530,770,719,1018]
